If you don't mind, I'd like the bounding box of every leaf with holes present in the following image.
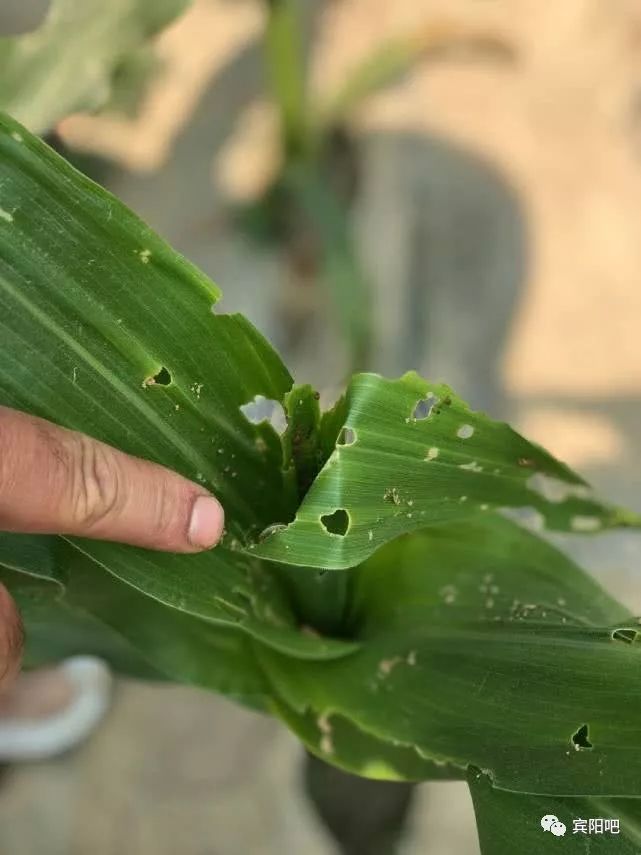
[273,696,463,783]
[256,516,641,796]
[0,0,191,133]
[1,112,641,854]
[253,372,640,569]
[0,111,359,666]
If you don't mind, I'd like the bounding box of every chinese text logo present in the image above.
[572,818,620,835]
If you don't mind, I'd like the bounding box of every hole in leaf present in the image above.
[153,367,172,386]
[143,367,172,387]
[240,395,287,434]
[527,473,591,503]
[571,515,601,533]
[571,724,593,750]
[612,628,638,644]
[337,427,356,446]
[500,506,545,532]
[412,394,439,421]
[320,509,350,536]
[457,423,475,439]
[258,523,288,542]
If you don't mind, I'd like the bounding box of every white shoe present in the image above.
[0,656,112,762]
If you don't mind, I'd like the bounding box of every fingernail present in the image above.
[188,495,225,549]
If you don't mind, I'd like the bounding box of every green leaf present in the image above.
[254,373,640,569]
[63,537,359,661]
[0,563,163,679]
[0,532,61,586]
[257,516,641,795]
[0,111,362,665]
[0,0,191,133]
[273,696,463,783]
[61,551,270,704]
[264,0,310,159]
[318,26,515,130]
[282,383,324,500]
[100,45,162,119]
[0,111,296,541]
[0,551,270,706]
[469,769,641,855]
[286,167,373,371]
[1,113,640,811]
[2,110,637,584]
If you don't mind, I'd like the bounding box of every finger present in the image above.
[0,583,22,692]
[0,407,224,552]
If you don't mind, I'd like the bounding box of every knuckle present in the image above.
[149,478,187,544]
[68,435,121,530]
[153,484,173,535]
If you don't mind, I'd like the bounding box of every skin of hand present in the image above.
[0,406,225,691]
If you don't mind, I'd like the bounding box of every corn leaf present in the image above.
[274,696,463,783]
[254,372,640,568]
[1,114,640,807]
[318,24,515,130]
[1,111,635,614]
[257,517,641,796]
[0,549,270,706]
[0,0,190,133]
[469,769,641,855]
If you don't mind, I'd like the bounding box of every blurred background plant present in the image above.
[233,0,515,372]
[1,1,641,853]
[0,0,515,376]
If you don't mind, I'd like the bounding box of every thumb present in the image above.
[0,583,22,692]
[0,407,225,552]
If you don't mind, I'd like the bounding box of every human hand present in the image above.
[0,406,225,688]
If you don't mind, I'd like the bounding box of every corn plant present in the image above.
[0,0,191,132]
[239,0,516,372]
[1,115,641,854]
[0,0,516,377]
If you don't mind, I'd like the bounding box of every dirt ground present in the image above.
[2,1,641,853]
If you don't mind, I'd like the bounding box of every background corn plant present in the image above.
[236,0,516,373]
[0,0,516,377]
[1,114,641,853]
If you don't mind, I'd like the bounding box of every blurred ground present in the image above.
[2,0,641,853]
